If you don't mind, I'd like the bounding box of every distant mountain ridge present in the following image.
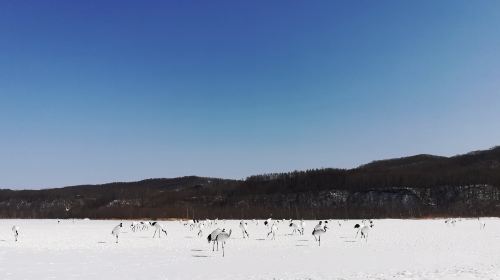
[1,146,500,219]
[359,146,500,169]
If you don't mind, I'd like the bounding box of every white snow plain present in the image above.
[0,218,498,279]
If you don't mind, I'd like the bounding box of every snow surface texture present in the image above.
[0,218,498,279]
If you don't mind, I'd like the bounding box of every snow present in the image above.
[0,218,499,279]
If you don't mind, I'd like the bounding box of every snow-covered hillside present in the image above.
[0,218,498,279]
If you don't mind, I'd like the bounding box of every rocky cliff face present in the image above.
[171,184,500,219]
[1,184,499,219]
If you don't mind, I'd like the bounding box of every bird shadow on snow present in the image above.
[192,255,210,258]
[97,241,107,244]
[297,239,309,242]
[254,238,266,241]
[295,244,308,247]
[191,249,204,252]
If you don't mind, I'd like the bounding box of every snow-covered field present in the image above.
[0,218,498,279]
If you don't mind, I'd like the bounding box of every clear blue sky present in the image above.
[1,1,499,189]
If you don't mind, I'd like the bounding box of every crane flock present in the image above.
[10,217,484,258]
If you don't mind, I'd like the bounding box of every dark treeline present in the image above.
[1,147,500,219]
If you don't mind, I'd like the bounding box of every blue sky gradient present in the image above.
[1,1,500,188]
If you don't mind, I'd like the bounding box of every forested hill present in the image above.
[2,147,500,219]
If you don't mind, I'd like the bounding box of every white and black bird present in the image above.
[130,222,138,232]
[111,223,123,243]
[239,220,250,238]
[207,228,223,251]
[354,223,370,242]
[300,220,306,235]
[478,218,486,230]
[289,220,303,235]
[312,224,328,246]
[445,218,457,227]
[264,218,272,227]
[185,220,195,230]
[149,221,168,238]
[267,222,278,240]
[12,225,19,242]
[139,221,149,230]
[215,229,232,257]
[314,221,324,231]
[197,222,205,237]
